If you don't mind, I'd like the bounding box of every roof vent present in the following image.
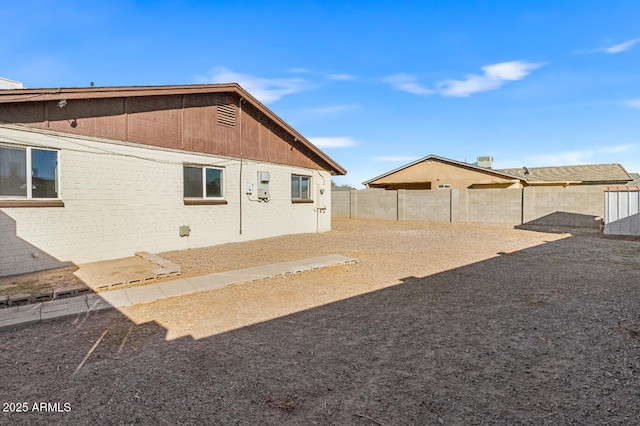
[477,156,493,169]
[216,102,236,127]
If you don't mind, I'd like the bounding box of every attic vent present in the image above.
[217,102,236,127]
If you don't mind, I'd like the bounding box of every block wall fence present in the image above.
[332,187,605,228]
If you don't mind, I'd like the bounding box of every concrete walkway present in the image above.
[0,254,356,331]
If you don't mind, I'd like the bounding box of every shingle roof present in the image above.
[497,164,632,184]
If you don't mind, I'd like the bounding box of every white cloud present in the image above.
[328,73,356,81]
[374,156,421,162]
[574,38,640,55]
[530,150,596,166]
[605,38,640,54]
[527,144,638,167]
[288,68,310,73]
[625,99,640,109]
[438,61,545,97]
[382,74,435,95]
[600,144,638,154]
[197,67,312,103]
[308,137,356,148]
[384,61,544,98]
[307,104,359,115]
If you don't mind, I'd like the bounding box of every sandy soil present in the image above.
[1,219,639,425]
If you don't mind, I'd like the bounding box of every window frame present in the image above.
[183,164,227,205]
[291,174,313,203]
[0,145,62,207]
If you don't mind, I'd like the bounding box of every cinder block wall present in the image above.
[467,188,522,224]
[1,126,331,275]
[331,191,351,218]
[351,189,398,220]
[403,190,451,221]
[333,187,606,227]
[523,186,604,228]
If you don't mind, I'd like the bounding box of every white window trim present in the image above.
[0,145,60,200]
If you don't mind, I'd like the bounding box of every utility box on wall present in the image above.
[257,171,270,200]
[179,225,190,237]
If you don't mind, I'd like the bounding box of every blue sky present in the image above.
[2,1,640,187]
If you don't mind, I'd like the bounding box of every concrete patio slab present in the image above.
[157,279,198,298]
[124,286,166,306]
[0,253,357,331]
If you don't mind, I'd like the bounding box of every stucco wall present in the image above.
[0,126,331,275]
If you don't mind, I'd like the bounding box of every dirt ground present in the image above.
[1,219,639,425]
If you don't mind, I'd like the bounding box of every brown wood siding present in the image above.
[1,92,331,171]
[47,98,127,141]
[269,124,289,165]
[182,94,218,154]
[242,103,269,162]
[288,139,311,169]
[0,102,45,124]
[125,95,183,149]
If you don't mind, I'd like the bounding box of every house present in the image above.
[363,155,524,190]
[0,84,346,276]
[364,155,633,190]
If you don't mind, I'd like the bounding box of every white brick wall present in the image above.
[0,126,331,273]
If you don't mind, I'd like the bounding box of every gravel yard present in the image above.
[1,219,639,425]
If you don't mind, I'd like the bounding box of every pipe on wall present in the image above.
[238,97,245,235]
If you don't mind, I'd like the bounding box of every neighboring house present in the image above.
[0,84,346,276]
[498,164,633,186]
[364,154,633,190]
[628,173,640,186]
[363,155,524,190]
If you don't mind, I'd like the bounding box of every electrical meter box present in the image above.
[257,171,270,200]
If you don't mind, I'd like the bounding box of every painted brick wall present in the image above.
[0,126,331,275]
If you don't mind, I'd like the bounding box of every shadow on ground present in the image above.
[1,232,639,425]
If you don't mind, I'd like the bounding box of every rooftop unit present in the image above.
[477,156,493,169]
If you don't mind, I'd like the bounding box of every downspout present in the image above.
[239,97,245,235]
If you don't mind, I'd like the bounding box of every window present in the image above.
[183,165,224,199]
[0,146,58,199]
[291,174,311,201]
